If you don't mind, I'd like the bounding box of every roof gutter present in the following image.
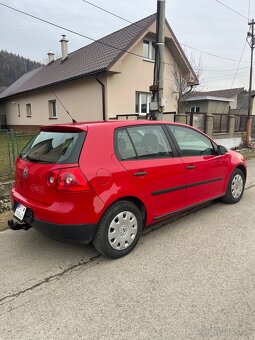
[96,76,106,121]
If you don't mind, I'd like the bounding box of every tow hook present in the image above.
[8,219,31,231]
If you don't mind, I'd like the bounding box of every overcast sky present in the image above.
[0,0,254,91]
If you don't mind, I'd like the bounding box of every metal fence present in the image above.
[185,112,207,132]
[0,130,35,181]
[234,115,247,132]
[213,114,229,133]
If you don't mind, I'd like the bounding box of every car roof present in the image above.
[41,120,179,132]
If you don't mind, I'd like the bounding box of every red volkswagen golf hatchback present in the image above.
[9,121,246,258]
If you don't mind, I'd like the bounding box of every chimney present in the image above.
[47,52,55,64]
[60,35,69,61]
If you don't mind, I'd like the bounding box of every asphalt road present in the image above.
[0,178,255,339]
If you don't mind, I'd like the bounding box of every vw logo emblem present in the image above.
[23,167,28,178]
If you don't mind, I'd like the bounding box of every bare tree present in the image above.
[170,55,204,114]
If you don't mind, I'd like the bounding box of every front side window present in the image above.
[136,92,151,114]
[26,103,32,117]
[49,100,57,119]
[168,125,215,156]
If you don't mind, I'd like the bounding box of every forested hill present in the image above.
[0,50,42,88]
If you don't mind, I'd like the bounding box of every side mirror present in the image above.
[217,145,227,155]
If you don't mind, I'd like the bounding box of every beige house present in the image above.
[0,14,197,131]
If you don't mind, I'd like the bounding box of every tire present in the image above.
[222,168,245,204]
[93,200,143,259]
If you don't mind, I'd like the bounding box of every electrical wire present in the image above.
[78,0,250,64]
[0,2,152,62]
[230,41,247,89]
[0,1,251,72]
[215,0,249,20]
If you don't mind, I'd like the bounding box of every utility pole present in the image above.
[246,19,255,146]
[149,0,165,120]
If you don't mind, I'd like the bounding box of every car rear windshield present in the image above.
[20,131,86,164]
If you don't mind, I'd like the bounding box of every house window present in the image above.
[143,39,155,60]
[26,103,32,117]
[17,104,20,117]
[191,106,200,113]
[136,92,151,114]
[49,100,57,119]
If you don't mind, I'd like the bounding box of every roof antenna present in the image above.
[51,91,77,123]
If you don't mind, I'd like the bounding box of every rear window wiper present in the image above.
[25,155,54,163]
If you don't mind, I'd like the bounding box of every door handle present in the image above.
[134,171,147,177]
[186,165,196,170]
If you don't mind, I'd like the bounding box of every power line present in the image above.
[195,66,249,72]
[215,0,249,20]
[230,41,247,88]
[81,0,248,63]
[0,2,152,62]
[181,43,249,63]
[79,0,250,64]
[80,0,134,25]
[0,0,251,69]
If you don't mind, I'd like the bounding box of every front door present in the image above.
[167,125,226,206]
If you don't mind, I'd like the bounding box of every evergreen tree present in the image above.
[0,50,42,87]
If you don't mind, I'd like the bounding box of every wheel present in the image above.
[222,168,245,204]
[93,201,143,259]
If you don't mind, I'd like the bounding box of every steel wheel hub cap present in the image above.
[231,174,243,199]
[108,211,138,250]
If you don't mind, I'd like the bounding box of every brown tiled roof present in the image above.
[191,87,245,98]
[0,14,156,100]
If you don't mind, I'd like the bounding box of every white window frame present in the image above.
[136,92,151,114]
[190,106,200,113]
[48,100,57,119]
[26,103,32,117]
[143,39,155,61]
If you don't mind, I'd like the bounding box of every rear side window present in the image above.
[115,125,172,160]
[115,129,136,160]
[20,131,86,164]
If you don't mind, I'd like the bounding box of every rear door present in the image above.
[15,130,85,205]
[115,124,186,219]
[167,125,226,205]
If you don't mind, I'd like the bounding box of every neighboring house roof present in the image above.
[0,68,42,99]
[0,14,156,100]
[187,95,234,103]
[0,87,7,93]
[188,87,244,100]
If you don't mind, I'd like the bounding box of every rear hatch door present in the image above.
[15,128,86,205]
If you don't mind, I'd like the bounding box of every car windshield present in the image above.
[20,131,86,164]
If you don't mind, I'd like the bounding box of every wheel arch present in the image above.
[101,196,148,227]
[116,196,147,226]
[235,164,247,180]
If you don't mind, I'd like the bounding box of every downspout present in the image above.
[96,76,106,121]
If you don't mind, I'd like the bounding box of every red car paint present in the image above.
[11,121,247,248]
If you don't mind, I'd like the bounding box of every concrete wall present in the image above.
[184,100,208,113]
[4,76,105,129]
[208,100,229,114]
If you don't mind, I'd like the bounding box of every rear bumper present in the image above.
[32,219,97,244]
[9,211,97,244]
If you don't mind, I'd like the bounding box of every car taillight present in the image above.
[47,168,91,191]
[47,170,60,188]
